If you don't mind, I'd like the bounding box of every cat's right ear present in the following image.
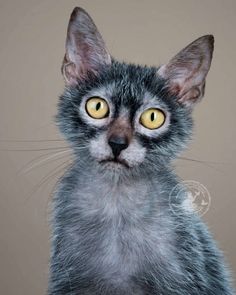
[62,7,111,86]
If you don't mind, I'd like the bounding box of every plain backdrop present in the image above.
[0,1,235,294]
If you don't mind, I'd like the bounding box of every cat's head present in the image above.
[57,7,214,177]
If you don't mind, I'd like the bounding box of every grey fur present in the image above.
[48,7,234,295]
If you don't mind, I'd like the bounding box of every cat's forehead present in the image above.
[82,82,168,111]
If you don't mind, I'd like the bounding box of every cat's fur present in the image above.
[48,7,234,295]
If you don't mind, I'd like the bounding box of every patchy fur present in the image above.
[48,7,234,295]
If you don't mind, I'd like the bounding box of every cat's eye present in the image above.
[140,108,165,129]
[85,97,109,119]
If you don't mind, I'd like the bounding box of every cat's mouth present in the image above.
[100,157,130,168]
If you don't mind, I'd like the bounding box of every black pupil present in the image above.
[150,112,155,121]
[96,102,101,111]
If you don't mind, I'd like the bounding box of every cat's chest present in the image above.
[71,180,175,277]
[77,212,159,282]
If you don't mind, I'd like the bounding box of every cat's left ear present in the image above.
[157,35,214,107]
[62,7,111,86]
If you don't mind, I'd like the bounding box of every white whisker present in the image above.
[22,149,72,174]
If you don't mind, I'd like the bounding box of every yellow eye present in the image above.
[140,108,165,129]
[85,97,109,119]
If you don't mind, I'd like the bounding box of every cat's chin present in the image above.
[99,158,130,169]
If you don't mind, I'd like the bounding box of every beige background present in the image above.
[0,0,235,294]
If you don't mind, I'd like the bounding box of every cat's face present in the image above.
[58,63,192,174]
[57,7,214,175]
[86,85,170,169]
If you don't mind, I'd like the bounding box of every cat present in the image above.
[48,7,234,295]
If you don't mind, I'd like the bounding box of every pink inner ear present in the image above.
[157,35,214,106]
[62,62,78,87]
[62,7,111,86]
[170,61,207,101]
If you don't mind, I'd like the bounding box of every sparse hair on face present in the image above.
[48,7,234,295]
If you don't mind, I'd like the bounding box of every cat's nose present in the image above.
[108,135,129,157]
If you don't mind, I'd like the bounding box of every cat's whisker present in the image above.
[0,147,69,152]
[24,159,72,203]
[0,139,65,142]
[16,144,89,177]
[177,156,224,172]
[16,149,71,175]
[178,156,225,165]
[21,149,72,174]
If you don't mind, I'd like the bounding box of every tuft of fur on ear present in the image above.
[62,7,111,86]
[157,35,214,107]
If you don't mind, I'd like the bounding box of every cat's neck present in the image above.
[70,160,176,221]
[75,156,174,186]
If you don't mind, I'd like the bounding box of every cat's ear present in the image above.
[62,7,111,86]
[157,35,214,107]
